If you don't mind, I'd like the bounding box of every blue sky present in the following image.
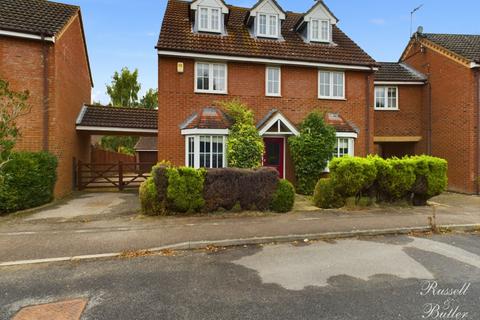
[69,0,480,104]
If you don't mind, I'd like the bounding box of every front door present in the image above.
[263,137,284,178]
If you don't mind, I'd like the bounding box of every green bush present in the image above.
[139,177,163,216]
[411,155,448,205]
[372,156,416,201]
[0,151,57,214]
[288,111,337,195]
[221,100,264,169]
[166,167,206,213]
[269,179,295,213]
[329,156,377,197]
[313,178,345,209]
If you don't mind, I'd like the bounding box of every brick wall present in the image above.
[374,84,428,154]
[403,41,478,193]
[0,13,92,198]
[158,56,375,180]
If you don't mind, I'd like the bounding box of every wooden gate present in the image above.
[77,161,155,191]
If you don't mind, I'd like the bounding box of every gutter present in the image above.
[0,29,55,42]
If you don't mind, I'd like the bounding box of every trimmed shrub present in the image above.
[203,167,279,212]
[166,167,206,213]
[221,100,264,169]
[372,156,417,201]
[288,111,337,195]
[139,177,163,216]
[411,156,448,205]
[269,179,295,213]
[0,151,57,214]
[313,178,345,209]
[329,156,377,197]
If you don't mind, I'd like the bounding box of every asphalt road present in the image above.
[1,233,480,320]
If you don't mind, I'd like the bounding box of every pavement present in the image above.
[1,233,480,319]
[0,192,479,265]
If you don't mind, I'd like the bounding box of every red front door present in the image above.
[263,138,284,178]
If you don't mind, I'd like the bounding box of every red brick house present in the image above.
[156,0,378,182]
[398,32,480,194]
[0,0,93,197]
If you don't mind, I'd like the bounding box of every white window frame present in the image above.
[318,70,345,100]
[310,18,330,42]
[265,66,281,97]
[374,86,399,110]
[333,137,355,158]
[257,13,279,38]
[194,62,228,94]
[184,135,227,169]
[197,6,222,33]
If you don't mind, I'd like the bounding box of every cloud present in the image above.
[369,18,386,25]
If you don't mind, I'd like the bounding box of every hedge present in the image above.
[140,165,293,215]
[314,155,448,208]
[0,151,57,214]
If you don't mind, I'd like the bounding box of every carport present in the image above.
[75,105,158,190]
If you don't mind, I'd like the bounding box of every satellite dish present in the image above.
[417,26,424,34]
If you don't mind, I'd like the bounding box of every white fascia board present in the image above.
[336,132,358,139]
[374,81,425,85]
[158,50,378,71]
[181,128,229,135]
[76,126,158,134]
[258,112,299,136]
[0,30,55,42]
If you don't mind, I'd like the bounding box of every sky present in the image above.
[68,0,480,104]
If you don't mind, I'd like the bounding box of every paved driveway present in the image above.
[10,192,140,223]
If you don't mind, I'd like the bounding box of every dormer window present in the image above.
[310,19,330,42]
[257,13,278,38]
[198,6,221,33]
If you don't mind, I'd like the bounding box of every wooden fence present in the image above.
[91,146,136,164]
[77,161,155,191]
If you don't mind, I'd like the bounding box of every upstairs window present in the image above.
[257,13,279,38]
[311,19,330,42]
[319,71,345,99]
[198,6,221,33]
[266,66,281,96]
[195,62,227,94]
[375,86,398,110]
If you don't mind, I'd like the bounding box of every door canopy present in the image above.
[257,109,299,136]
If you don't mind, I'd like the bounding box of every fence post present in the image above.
[77,160,83,191]
[119,161,124,191]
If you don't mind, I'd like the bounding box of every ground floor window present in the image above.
[333,137,355,158]
[185,135,226,168]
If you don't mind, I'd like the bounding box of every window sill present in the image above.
[318,96,346,101]
[266,94,282,98]
[374,108,400,111]
[194,90,228,95]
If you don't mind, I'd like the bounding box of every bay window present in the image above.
[375,86,398,110]
[195,62,227,94]
[197,6,222,33]
[333,137,354,157]
[319,70,345,99]
[185,135,226,169]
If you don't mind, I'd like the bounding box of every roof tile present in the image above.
[77,105,158,130]
[375,62,426,82]
[422,33,480,63]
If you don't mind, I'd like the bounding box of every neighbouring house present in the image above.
[0,0,93,197]
[156,0,378,182]
[373,31,480,194]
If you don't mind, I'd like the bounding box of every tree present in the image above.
[0,79,30,171]
[288,111,337,195]
[220,100,264,169]
[100,136,137,155]
[140,88,158,110]
[106,67,141,107]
